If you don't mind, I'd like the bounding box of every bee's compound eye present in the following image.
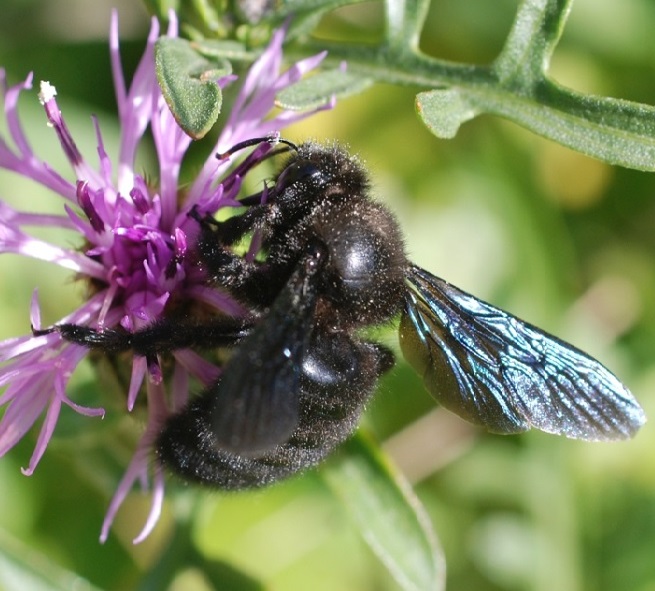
[276,160,323,191]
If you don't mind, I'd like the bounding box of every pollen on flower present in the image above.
[38,80,57,105]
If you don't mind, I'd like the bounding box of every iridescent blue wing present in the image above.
[401,265,646,441]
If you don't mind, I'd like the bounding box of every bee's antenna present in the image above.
[217,134,298,160]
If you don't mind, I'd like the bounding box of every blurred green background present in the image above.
[2,0,655,589]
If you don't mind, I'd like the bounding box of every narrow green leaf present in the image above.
[192,39,256,62]
[275,69,372,110]
[323,431,445,591]
[494,0,574,83]
[385,0,432,51]
[416,88,477,139]
[460,80,655,171]
[275,0,363,14]
[155,37,231,139]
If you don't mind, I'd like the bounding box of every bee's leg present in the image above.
[33,315,253,356]
[191,204,279,302]
[190,203,269,250]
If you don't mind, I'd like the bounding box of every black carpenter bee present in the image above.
[41,139,646,489]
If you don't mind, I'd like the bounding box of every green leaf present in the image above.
[0,528,102,591]
[275,68,373,110]
[384,0,432,51]
[416,88,477,139]
[147,0,655,170]
[416,79,655,169]
[155,37,231,139]
[191,39,256,62]
[323,431,445,591]
[460,80,655,171]
[275,0,655,171]
[494,0,574,84]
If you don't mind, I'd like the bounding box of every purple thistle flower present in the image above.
[0,11,333,543]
